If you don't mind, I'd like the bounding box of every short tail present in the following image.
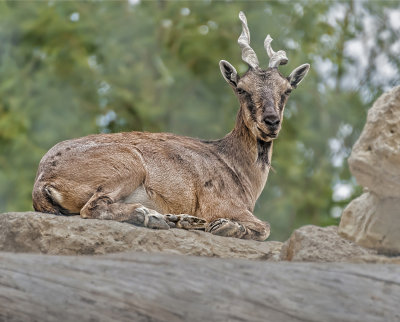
[32,182,70,215]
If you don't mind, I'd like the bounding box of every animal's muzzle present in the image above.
[263,115,280,132]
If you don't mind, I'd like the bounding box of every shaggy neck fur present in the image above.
[215,106,273,204]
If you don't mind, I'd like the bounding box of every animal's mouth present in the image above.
[257,127,278,140]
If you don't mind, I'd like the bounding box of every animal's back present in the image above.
[32,131,249,219]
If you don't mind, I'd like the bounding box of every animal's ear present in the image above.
[288,63,310,88]
[219,60,239,88]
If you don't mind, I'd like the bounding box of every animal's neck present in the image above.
[230,109,258,158]
[219,107,273,204]
[230,107,273,166]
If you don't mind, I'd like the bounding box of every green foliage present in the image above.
[0,1,399,240]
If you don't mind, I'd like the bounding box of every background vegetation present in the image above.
[0,0,399,240]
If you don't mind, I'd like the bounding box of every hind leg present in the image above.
[81,194,206,230]
[80,179,206,230]
[206,211,270,241]
[68,154,172,229]
[80,195,169,229]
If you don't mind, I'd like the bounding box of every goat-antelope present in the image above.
[32,12,310,241]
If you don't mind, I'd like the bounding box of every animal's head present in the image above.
[220,12,310,142]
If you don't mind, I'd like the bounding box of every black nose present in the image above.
[263,116,280,128]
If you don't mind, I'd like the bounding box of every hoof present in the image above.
[206,218,246,238]
[165,214,207,230]
[134,206,170,230]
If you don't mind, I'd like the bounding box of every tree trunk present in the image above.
[0,251,398,322]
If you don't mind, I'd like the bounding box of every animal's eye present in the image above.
[237,88,247,95]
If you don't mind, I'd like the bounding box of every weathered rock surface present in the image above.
[280,225,380,262]
[348,85,400,198]
[1,251,399,322]
[339,86,400,254]
[339,192,400,255]
[2,212,398,263]
[0,212,282,260]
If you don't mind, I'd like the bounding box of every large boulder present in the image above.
[339,86,400,255]
[0,212,282,260]
[339,192,400,255]
[348,85,400,198]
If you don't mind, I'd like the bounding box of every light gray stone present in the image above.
[280,225,378,262]
[339,86,400,254]
[348,85,400,198]
[338,192,400,255]
[0,212,282,260]
[1,251,400,322]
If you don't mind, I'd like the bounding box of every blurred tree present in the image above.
[0,0,399,240]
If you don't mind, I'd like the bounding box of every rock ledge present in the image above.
[0,212,282,260]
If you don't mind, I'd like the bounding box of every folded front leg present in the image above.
[206,213,270,241]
